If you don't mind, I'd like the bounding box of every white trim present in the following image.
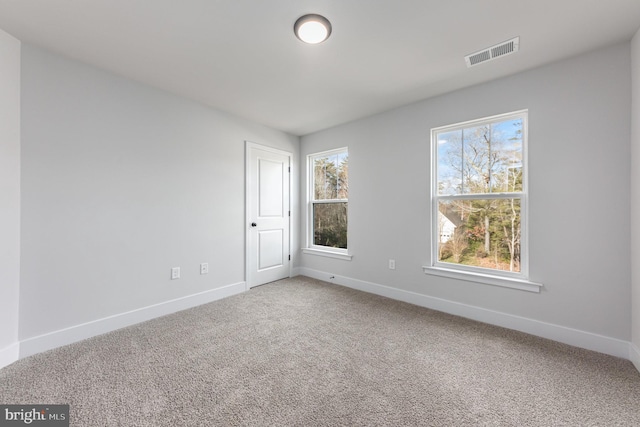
[423,266,542,293]
[312,199,348,204]
[0,342,19,369]
[19,282,246,359]
[431,109,530,137]
[302,248,353,261]
[438,192,524,201]
[245,141,293,288]
[631,343,640,373]
[295,267,629,359]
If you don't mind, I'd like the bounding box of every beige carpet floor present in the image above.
[1,276,639,426]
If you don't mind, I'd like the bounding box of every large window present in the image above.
[430,111,528,281]
[306,148,348,256]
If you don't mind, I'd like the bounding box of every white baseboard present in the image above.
[0,342,19,370]
[295,268,631,360]
[631,343,640,373]
[19,282,246,359]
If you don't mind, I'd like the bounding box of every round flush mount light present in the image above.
[294,14,332,44]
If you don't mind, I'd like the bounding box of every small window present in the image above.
[307,148,348,255]
[431,111,528,279]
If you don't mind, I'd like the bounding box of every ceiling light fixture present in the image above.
[294,14,332,44]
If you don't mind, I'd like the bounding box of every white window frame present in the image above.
[303,147,352,261]
[423,110,542,292]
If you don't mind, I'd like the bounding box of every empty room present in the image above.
[1,1,640,425]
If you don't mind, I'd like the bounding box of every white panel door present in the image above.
[246,143,291,288]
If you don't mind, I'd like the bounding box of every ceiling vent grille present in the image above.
[465,37,520,67]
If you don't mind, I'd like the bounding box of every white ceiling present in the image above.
[1,1,639,136]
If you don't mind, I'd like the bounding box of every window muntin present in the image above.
[432,111,527,278]
[308,149,348,252]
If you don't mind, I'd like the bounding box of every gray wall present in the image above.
[0,29,20,358]
[300,43,632,341]
[20,44,299,340]
[632,29,640,354]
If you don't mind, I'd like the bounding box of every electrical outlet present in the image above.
[200,263,209,275]
[171,267,180,280]
[389,259,396,270]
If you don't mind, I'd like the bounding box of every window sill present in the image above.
[303,248,353,261]
[422,266,542,293]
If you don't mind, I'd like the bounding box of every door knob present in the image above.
[251,222,257,227]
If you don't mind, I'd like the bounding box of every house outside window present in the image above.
[304,148,349,259]
[430,111,529,282]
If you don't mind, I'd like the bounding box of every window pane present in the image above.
[437,130,462,195]
[313,153,348,200]
[437,117,524,196]
[489,118,524,192]
[462,125,492,194]
[437,198,521,273]
[313,202,347,249]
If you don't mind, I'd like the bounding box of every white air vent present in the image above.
[465,37,520,67]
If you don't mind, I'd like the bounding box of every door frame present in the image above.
[245,141,293,290]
